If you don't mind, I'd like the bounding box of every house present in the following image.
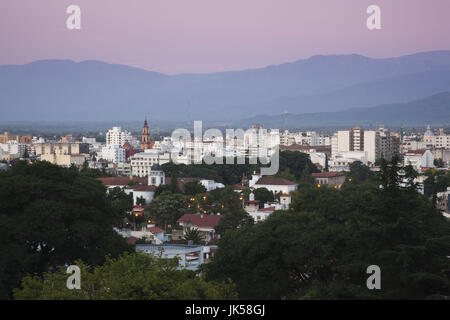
[147,225,167,242]
[249,172,298,194]
[177,213,222,243]
[279,193,291,209]
[403,150,435,172]
[97,177,155,205]
[124,185,156,205]
[312,172,346,188]
[136,243,215,270]
[248,206,276,223]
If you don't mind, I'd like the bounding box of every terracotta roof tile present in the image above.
[178,214,222,229]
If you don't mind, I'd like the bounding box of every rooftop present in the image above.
[178,213,222,229]
[255,177,297,186]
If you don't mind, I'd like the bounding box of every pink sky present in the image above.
[1,0,449,74]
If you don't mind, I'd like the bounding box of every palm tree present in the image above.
[183,227,205,245]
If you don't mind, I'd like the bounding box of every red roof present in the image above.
[97,177,147,186]
[312,172,346,178]
[178,214,222,229]
[126,237,138,245]
[258,206,276,212]
[127,185,156,192]
[147,226,165,234]
[406,149,427,155]
[233,184,247,191]
[255,177,297,186]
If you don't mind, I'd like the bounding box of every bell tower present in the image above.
[141,119,151,150]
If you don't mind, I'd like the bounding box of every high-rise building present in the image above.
[106,127,132,146]
[331,127,381,164]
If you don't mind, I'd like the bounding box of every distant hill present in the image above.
[1,51,450,121]
[236,92,450,128]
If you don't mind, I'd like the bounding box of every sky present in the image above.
[1,0,450,74]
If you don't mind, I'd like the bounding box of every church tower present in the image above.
[141,119,151,150]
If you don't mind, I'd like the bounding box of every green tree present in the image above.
[183,228,206,245]
[348,161,375,184]
[184,181,207,196]
[148,192,188,230]
[204,158,450,299]
[215,209,254,236]
[0,161,132,299]
[253,187,275,203]
[13,252,237,300]
[136,196,146,206]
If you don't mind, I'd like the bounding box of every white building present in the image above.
[329,151,368,171]
[249,173,298,194]
[106,127,132,146]
[130,150,171,177]
[403,150,435,172]
[100,145,126,164]
[331,127,380,165]
[0,140,26,157]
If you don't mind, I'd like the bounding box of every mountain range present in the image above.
[236,92,450,128]
[1,51,450,124]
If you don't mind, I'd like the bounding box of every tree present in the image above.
[184,181,207,196]
[13,252,238,300]
[348,161,375,184]
[253,187,275,203]
[169,173,181,194]
[204,158,450,299]
[136,196,146,206]
[183,228,206,245]
[0,161,132,299]
[107,187,134,227]
[154,184,172,197]
[434,158,445,168]
[215,209,254,236]
[148,192,188,230]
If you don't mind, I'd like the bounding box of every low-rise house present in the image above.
[404,150,435,172]
[249,172,298,194]
[312,172,346,188]
[177,213,222,243]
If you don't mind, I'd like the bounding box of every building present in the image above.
[0,140,27,158]
[403,150,435,172]
[141,120,154,150]
[177,213,222,243]
[99,144,126,164]
[249,173,298,194]
[136,244,213,270]
[148,164,166,186]
[312,172,346,188]
[423,126,450,149]
[40,153,88,167]
[331,127,381,165]
[106,127,132,146]
[124,185,156,205]
[0,132,32,144]
[34,142,89,156]
[130,150,170,177]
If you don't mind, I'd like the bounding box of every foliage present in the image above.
[183,228,206,245]
[348,161,375,184]
[13,252,238,300]
[148,192,189,230]
[184,181,207,196]
[204,158,450,299]
[107,187,134,227]
[215,209,254,236]
[253,187,275,203]
[0,161,132,299]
